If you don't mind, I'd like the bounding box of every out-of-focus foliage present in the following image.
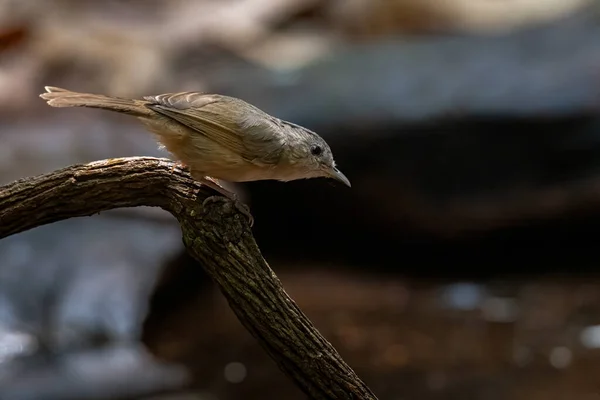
[0,0,592,112]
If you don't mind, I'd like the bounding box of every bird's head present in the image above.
[282,122,351,187]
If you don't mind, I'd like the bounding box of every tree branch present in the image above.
[0,156,378,400]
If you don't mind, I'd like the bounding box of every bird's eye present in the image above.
[310,145,322,156]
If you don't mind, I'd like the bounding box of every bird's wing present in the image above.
[144,92,283,164]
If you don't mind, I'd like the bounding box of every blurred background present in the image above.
[1,0,600,399]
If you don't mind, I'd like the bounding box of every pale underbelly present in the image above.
[196,164,304,183]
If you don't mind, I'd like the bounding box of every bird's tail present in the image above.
[39,86,154,117]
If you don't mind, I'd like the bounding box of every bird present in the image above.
[40,86,351,225]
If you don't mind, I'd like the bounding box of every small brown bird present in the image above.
[40,86,350,224]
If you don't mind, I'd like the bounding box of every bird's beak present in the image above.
[327,167,351,187]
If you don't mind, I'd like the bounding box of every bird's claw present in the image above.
[170,161,187,174]
[202,195,254,227]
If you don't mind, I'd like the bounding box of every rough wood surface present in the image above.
[0,156,378,400]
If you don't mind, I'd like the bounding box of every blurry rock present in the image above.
[0,209,190,399]
[0,343,188,400]
[0,328,38,363]
[0,217,181,349]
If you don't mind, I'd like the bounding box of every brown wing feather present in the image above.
[143,92,284,164]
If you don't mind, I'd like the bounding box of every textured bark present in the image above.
[0,156,378,400]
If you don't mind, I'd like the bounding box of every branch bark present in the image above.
[0,156,378,400]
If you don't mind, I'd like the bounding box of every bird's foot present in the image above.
[170,160,187,174]
[198,176,254,227]
[202,195,254,227]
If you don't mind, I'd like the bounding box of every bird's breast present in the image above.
[207,164,310,183]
